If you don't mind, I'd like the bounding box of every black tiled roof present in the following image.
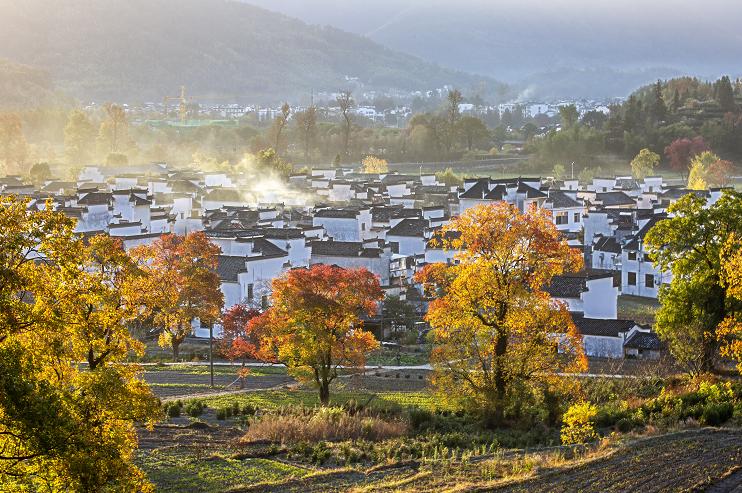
[593,236,622,254]
[311,240,382,258]
[596,191,635,207]
[216,255,246,282]
[572,315,637,337]
[517,182,547,199]
[77,191,112,205]
[547,269,616,297]
[547,190,582,208]
[387,218,429,237]
[314,208,359,219]
[624,330,663,350]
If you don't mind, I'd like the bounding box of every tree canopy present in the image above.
[0,196,160,491]
[252,264,383,404]
[645,190,742,374]
[415,203,586,424]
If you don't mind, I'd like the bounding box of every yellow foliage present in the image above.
[362,155,388,174]
[0,196,161,490]
[416,203,586,422]
[718,234,742,373]
[561,401,599,445]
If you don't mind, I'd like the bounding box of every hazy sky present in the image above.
[244,0,742,80]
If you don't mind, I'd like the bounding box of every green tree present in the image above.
[29,162,51,184]
[651,80,668,123]
[715,76,737,113]
[630,148,660,179]
[445,89,463,152]
[552,163,567,180]
[435,167,464,187]
[457,116,489,151]
[336,90,354,159]
[294,106,317,162]
[645,190,742,374]
[64,109,96,166]
[271,102,291,154]
[559,105,579,129]
[97,103,128,155]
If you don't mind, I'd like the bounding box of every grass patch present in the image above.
[137,449,308,493]
[617,294,660,325]
[196,389,442,413]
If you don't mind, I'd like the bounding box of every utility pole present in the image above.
[571,161,575,179]
[209,323,214,388]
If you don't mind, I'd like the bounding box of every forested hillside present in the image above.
[0,59,68,109]
[0,0,506,103]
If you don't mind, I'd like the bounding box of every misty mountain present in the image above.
[245,0,742,99]
[0,0,507,104]
[0,59,69,110]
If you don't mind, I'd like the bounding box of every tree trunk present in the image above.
[319,380,330,406]
[492,331,508,426]
[172,341,181,362]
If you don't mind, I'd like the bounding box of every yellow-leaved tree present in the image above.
[0,196,160,492]
[718,234,742,373]
[415,203,587,425]
[362,155,388,174]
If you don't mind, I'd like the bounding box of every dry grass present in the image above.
[241,407,408,445]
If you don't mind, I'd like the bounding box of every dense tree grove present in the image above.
[0,76,739,183]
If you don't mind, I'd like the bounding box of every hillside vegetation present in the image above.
[0,0,506,103]
[0,59,68,109]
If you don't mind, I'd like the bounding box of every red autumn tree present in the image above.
[219,303,265,363]
[664,137,709,177]
[131,232,224,360]
[251,264,383,405]
[708,159,735,188]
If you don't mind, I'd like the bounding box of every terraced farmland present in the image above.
[493,429,742,493]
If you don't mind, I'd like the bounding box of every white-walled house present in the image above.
[571,316,646,359]
[310,240,391,285]
[313,207,372,242]
[591,235,621,271]
[621,215,669,299]
[547,270,618,319]
[545,190,584,232]
[386,218,430,256]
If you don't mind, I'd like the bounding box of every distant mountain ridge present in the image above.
[0,0,507,104]
[243,0,742,100]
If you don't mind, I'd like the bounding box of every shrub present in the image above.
[616,418,634,433]
[702,402,734,426]
[184,400,205,418]
[561,402,599,445]
[167,404,181,418]
[408,408,434,431]
[241,403,258,416]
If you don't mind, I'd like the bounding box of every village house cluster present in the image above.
[2,163,729,361]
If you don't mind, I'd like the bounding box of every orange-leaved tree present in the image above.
[252,264,383,405]
[415,202,587,425]
[132,232,223,360]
